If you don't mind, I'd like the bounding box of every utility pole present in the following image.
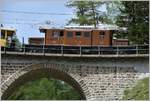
[22,37,24,46]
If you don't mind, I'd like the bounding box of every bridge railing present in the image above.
[1,44,149,56]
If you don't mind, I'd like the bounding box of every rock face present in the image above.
[1,54,149,100]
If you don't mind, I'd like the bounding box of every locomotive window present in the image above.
[99,31,105,39]
[84,32,90,38]
[75,32,81,37]
[67,32,73,38]
[1,31,5,39]
[60,31,64,37]
[52,31,59,38]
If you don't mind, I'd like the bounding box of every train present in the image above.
[1,26,128,48]
[2,26,137,55]
[38,26,128,46]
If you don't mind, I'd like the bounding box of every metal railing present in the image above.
[1,44,149,56]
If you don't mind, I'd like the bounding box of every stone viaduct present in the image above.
[1,53,149,100]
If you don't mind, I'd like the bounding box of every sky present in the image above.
[0,0,106,43]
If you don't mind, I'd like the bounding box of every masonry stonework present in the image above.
[1,54,149,100]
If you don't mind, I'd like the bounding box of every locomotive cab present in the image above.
[0,27,16,47]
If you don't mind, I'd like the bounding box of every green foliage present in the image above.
[123,77,149,100]
[66,1,89,25]
[105,1,122,24]
[116,1,149,44]
[66,1,110,27]
[8,78,82,100]
[5,35,21,48]
[13,35,21,48]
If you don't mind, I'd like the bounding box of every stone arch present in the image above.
[1,64,88,100]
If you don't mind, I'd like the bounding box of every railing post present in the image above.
[61,45,63,55]
[117,45,119,55]
[80,46,82,56]
[4,46,6,54]
[98,46,100,55]
[136,44,138,55]
[43,44,45,55]
[23,45,25,54]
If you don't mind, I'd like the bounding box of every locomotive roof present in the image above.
[39,24,126,32]
[29,37,44,39]
[39,27,115,31]
[1,27,16,32]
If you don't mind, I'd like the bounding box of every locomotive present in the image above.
[39,26,114,46]
[25,25,130,54]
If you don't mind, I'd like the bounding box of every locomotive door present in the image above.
[99,31,105,46]
[59,30,64,45]
[83,31,92,46]
[74,31,81,45]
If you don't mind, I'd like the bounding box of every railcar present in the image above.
[28,37,44,45]
[0,27,16,51]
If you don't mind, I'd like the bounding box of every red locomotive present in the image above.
[39,26,115,46]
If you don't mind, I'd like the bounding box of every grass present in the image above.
[122,77,149,100]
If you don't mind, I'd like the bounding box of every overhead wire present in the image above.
[0,10,71,26]
[0,10,73,15]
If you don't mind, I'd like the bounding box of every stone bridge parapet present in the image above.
[1,54,149,100]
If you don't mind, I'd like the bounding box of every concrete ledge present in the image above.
[1,51,149,58]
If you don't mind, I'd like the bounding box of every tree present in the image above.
[66,1,90,25]
[116,1,149,44]
[8,78,82,100]
[66,1,107,28]
[105,1,122,24]
[12,35,21,48]
[86,1,104,28]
